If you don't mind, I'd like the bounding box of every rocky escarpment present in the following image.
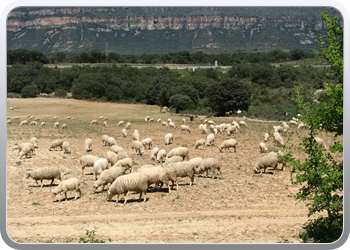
[7,7,341,55]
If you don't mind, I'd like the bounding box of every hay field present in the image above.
[6,98,341,243]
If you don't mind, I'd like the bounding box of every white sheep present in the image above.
[19,145,33,159]
[51,178,81,202]
[161,121,168,127]
[226,125,238,136]
[298,122,306,129]
[52,117,58,120]
[264,133,269,142]
[125,122,131,129]
[48,139,63,151]
[189,157,203,170]
[40,122,46,127]
[117,121,124,127]
[54,122,60,128]
[289,120,299,126]
[106,151,118,166]
[156,149,167,163]
[254,151,286,174]
[182,118,186,123]
[166,147,189,160]
[131,140,145,155]
[239,121,247,127]
[282,122,289,132]
[259,142,268,153]
[232,121,240,129]
[196,158,222,179]
[107,173,149,204]
[29,121,37,126]
[168,121,176,129]
[25,166,61,187]
[106,137,117,147]
[194,139,206,150]
[109,145,126,155]
[61,124,67,130]
[219,139,238,153]
[273,126,283,133]
[101,135,110,146]
[273,132,284,145]
[141,138,153,149]
[116,151,129,161]
[157,119,161,123]
[144,116,150,122]
[91,120,97,125]
[7,120,11,125]
[115,158,133,173]
[180,125,191,133]
[99,116,104,120]
[315,137,327,150]
[103,121,108,126]
[93,166,127,193]
[166,161,196,186]
[93,158,109,180]
[66,116,71,120]
[63,141,71,154]
[19,120,28,126]
[137,166,176,193]
[208,120,215,126]
[85,138,93,152]
[30,137,38,148]
[163,155,183,166]
[206,133,215,147]
[122,129,127,138]
[164,133,174,145]
[149,118,154,122]
[150,147,160,160]
[199,124,208,134]
[12,142,35,156]
[132,130,140,141]
[80,155,100,175]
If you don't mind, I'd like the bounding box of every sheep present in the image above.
[122,128,127,138]
[144,116,150,122]
[150,147,160,160]
[182,118,186,123]
[225,110,232,116]
[219,139,238,153]
[163,156,183,166]
[40,122,46,127]
[274,126,283,133]
[226,125,238,136]
[132,130,140,141]
[137,166,176,193]
[85,138,93,152]
[52,117,58,120]
[273,132,284,145]
[315,137,327,151]
[25,166,61,187]
[19,145,33,159]
[91,120,97,125]
[131,140,145,155]
[116,151,129,161]
[208,120,215,126]
[189,157,203,170]
[80,155,100,175]
[254,151,286,174]
[268,151,286,171]
[101,135,110,146]
[107,173,149,204]
[164,133,174,145]
[117,121,124,127]
[149,118,154,122]
[12,142,35,156]
[102,121,108,126]
[196,158,222,179]
[206,133,215,147]
[106,151,118,166]
[48,139,63,151]
[125,122,131,129]
[7,120,11,125]
[289,120,299,126]
[259,142,268,153]
[99,116,104,120]
[114,158,133,173]
[199,124,208,134]
[29,121,37,126]
[66,116,71,120]
[141,138,153,149]
[232,121,240,129]
[51,178,81,202]
[156,149,167,163]
[109,145,126,155]
[161,121,168,127]
[167,118,172,123]
[61,124,68,130]
[93,166,127,193]
[166,147,189,160]
[282,122,289,132]
[63,141,71,154]
[93,158,109,180]
[168,121,176,129]
[30,137,38,148]
[239,121,247,127]
[106,137,117,147]
[19,120,28,126]
[180,125,191,133]
[166,161,196,186]
[53,122,60,128]
[194,139,206,150]
[264,133,269,142]
[298,122,306,130]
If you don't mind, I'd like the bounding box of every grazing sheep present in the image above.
[194,139,206,150]
[274,126,283,133]
[51,178,81,202]
[141,138,153,149]
[66,116,71,120]
[156,149,167,163]
[189,157,203,170]
[180,125,191,133]
[93,158,109,180]
[116,151,129,161]
[264,133,269,142]
[80,155,100,175]
[163,156,183,166]
[315,137,327,151]
[273,132,284,145]
[85,138,93,152]
[125,122,131,129]
[166,161,196,186]
[19,120,28,126]
[103,121,108,126]
[168,121,176,129]
[30,137,38,148]
[206,133,215,147]
[150,147,160,160]
[12,142,35,156]
[254,151,286,174]
[62,141,71,154]
[196,158,222,179]
[298,122,306,130]
[103,117,108,120]
[115,158,133,173]
[40,122,46,127]
[132,130,140,141]
[199,124,208,134]
[166,147,189,160]
[282,122,289,132]
[106,137,117,147]
[157,119,161,123]
[34,118,40,121]
[109,145,126,155]
[131,140,145,155]
[91,120,97,125]
[182,118,186,123]
[122,129,127,138]
[161,121,168,127]
[106,151,118,166]
[219,139,238,153]
[259,142,268,153]
[164,133,174,145]
[137,166,176,193]
[29,121,37,126]
[167,118,172,123]
[268,151,286,171]
[226,125,238,136]
[19,145,33,159]
[48,139,63,151]
[52,117,58,120]
[144,116,150,122]
[53,122,60,128]
[25,166,61,187]
[232,121,240,129]
[117,121,124,127]
[93,166,127,193]
[107,173,149,204]
[289,120,299,126]
[61,124,67,130]
[239,121,247,127]
[101,135,110,146]
[7,120,11,125]
[149,118,154,122]
[99,116,104,120]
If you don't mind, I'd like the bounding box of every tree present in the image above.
[290,48,307,61]
[21,84,39,98]
[169,94,193,113]
[205,78,251,116]
[284,11,343,243]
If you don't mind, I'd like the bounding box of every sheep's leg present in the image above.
[50,179,54,186]
[64,192,68,201]
[143,191,147,202]
[190,176,194,186]
[123,192,128,205]
[40,180,44,188]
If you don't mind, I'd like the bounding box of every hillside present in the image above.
[6,7,342,55]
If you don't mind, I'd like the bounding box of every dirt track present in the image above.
[7,98,340,243]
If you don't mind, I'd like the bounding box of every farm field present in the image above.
[6,98,342,244]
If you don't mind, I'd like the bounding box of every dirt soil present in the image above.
[6,98,341,244]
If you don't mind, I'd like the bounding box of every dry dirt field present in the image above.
[6,98,342,244]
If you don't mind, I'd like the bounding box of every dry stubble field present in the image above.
[6,98,342,244]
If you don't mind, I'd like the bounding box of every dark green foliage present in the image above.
[21,84,40,98]
[169,94,193,113]
[54,89,67,97]
[79,230,111,243]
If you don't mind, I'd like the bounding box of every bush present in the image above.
[21,84,39,98]
[54,89,67,98]
[169,94,193,113]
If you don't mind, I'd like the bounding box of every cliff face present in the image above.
[7,7,340,55]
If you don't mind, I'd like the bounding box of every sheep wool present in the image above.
[150,147,160,160]
[125,122,131,129]
[194,139,206,150]
[206,134,215,147]
[51,178,81,202]
[122,129,127,138]
[166,161,196,186]
[156,149,167,163]
[264,133,269,142]
[63,141,71,154]
[166,147,190,160]
[137,166,176,193]
[132,130,140,141]
[141,138,153,149]
[101,135,110,146]
[131,140,145,155]
[196,158,222,179]
[30,137,38,148]
[219,139,238,153]
[163,156,183,166]
[114,158,133,173]
[26,166,61,187]
[48,139,63,151]
[315,137,327,151]
[85,138,93,152]
[93,158,110,180]
[54,122,60,128]
[180,125,191,133]
[259,142,268,153]
[273,132,284,145]
[164,133,174,145]
[80,155,100,175]
[93,166,127,192]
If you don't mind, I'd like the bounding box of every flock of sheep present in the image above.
[8,109,329,205]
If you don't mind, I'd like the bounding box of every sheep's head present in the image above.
[51,190,58,197]
[25,173,31,179]
[107,191,113,200]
